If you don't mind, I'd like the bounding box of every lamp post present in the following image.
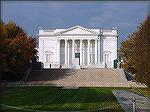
[120,59,123,68]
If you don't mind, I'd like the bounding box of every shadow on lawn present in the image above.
[1,87,123,111]
[47,88,116,104]
[3,87,117,104]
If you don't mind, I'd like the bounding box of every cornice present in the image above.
[38,34,98,37]
[54,25,99,36]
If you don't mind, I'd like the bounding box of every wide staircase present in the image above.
[27,68,129,87]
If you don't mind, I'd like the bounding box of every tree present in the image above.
[0,20,8,77]
[0,20,37,80]
[120,15,150,87]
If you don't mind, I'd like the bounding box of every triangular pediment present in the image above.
[55,25,99,36]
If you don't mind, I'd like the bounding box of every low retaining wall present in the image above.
[1,82,130,87]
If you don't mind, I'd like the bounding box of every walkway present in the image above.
[112,90,150,112]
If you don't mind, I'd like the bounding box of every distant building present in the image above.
[37,25,118,69]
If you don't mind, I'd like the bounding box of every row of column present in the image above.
[62,39,98,66]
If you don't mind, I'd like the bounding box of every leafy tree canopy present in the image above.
[120,15,150,87]
[0,20,37,81]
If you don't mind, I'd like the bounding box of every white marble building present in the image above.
[38,25,118,69]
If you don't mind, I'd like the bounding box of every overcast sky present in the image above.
[2,1,149,44]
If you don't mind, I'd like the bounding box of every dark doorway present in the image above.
[75,53,80,65]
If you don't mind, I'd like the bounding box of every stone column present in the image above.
[67,40,70,65]
[100,36,103,63]
[65,39,68,65]
[95,39,97,64]
[87,39,90,65]
[80,39,83,65]
[97,38,100,64]
[57,39,60,64]
[82,41,85,65]
[42,40,44,62]
[72,39,75,59]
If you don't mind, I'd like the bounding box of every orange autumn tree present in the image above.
[120,15,150,87]
[0,20,36,80]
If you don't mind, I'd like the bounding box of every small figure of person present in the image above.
[59,65,62,69]
[50,63,51,68]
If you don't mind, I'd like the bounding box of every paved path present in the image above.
[112,90,150,112]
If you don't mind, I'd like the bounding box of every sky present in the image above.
[1,1,149,44]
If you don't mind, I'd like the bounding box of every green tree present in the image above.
[0,20,36,80]
[120,15,150,87]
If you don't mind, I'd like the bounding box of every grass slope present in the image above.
[1,87,129,112]
[131,87,150,97]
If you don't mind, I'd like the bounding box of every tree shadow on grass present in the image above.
[1,87,123,111]
[2,87,117,105]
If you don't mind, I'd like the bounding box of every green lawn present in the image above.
[1,87,129,112]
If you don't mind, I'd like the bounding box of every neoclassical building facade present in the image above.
[38,25,118,69]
